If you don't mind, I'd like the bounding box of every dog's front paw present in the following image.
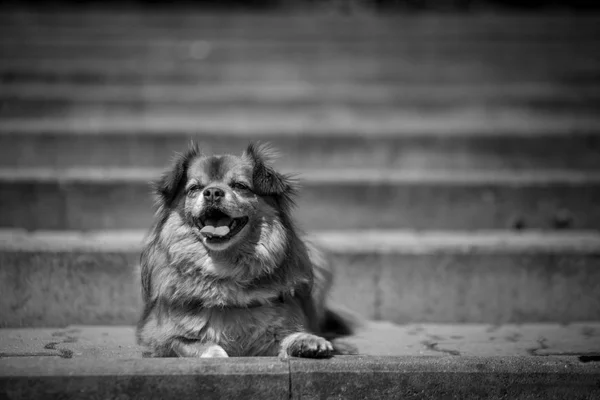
[200,344,229,358]
[279,332,333,359]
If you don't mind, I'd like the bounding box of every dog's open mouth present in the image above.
[198,210,249,243]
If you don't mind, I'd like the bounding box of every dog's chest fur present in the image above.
[154,245,300,306]
[149,298,306,356]
[143,252,309,356]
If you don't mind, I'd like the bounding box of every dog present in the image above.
[136,142,356,358]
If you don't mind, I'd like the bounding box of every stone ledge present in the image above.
[289,356,600,400]
[3,167,600,184]
[1,324,600,399]
[0,357,290,400]
[1,356,599,400]
[1,131,600,172]
[2,170,600,230]
[2,228,600,254]
[1,113,598,137]
[2,230,600,326]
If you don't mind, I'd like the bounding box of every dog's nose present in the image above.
[203,187,225,202]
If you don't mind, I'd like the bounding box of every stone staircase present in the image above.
[0,7,599,399]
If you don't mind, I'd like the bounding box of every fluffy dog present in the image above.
[136,142,355,358]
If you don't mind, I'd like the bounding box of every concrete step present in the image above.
[1,229,599,327]
[4,106,598,127]
[5,104,598,123]
[3,58,598,85]
[5,82,597,108]
[2,83,598,122]
[2,110,597,138]
[2,130,600,171]
[1,323,599,399]
[1,16,598,84]
[1,168,599,231]
[2,52,596,85]
[2,13,597,96]
[2,55,598,77]
[2,13,599,40]
[4,42,599,63]
[4,38,600,56]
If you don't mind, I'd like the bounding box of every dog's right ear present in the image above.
[154,142,200,208]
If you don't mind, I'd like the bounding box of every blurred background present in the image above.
[1,0,599,328]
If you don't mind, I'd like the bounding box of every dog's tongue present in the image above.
[200,217,231,238]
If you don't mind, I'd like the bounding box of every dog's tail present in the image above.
[319,306,363,340]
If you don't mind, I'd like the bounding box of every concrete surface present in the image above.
[1,112,598,138]
[2,11,598,30]
[2,85,598,125]
[7,81,598,104]
[0,10,599,398]
[1,131,599,171]
[2,168,600,231]
[2,356,599,400]
[1,229,600,327]
[0,357,290,400]
[288,356,600,400]
[2,322,600,359]
[1,12,599,178]
[1,323,599,399]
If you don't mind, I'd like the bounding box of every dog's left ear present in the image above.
[243,142,298,201]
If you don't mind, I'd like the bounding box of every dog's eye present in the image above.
[231,182,250,191]
[187,185,203,196]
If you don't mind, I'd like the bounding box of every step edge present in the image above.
[2,167,600,184]
[0,355,598,376]
[1,114,599,136]
[1,229,599,254]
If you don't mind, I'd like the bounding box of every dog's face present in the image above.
[184,154,257,251]
[155,142,296,253]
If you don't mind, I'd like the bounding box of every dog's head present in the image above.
[154,142,297,253]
